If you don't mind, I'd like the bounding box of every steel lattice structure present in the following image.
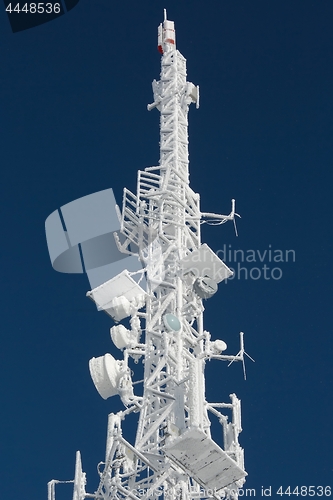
[47,12,250,500]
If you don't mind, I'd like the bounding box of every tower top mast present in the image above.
[158,10,176,54]
[46,13,249,500]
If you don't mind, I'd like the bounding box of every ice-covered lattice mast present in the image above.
[47,11,250,500]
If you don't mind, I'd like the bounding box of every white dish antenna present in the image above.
[89,354,121,400]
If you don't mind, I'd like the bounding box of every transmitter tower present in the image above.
[47,12,250,500]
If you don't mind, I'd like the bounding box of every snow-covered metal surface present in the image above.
[72,451,87,500]
[180,243,233,283]
[89,354,121,400]
[164,428,246,490]
[86,270,146,321]
[47,10,250,500]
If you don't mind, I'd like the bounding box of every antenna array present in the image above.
[46,13,250,500]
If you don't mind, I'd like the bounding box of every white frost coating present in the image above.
[164,428,247,490]
[181,243,234,282]
[212,339,228,353]
[89,353,135,405]
[72,451,86,500]
[49,13,250,500]
[111,324,137,349]
[89,354,120,399]
[86,269,146,321]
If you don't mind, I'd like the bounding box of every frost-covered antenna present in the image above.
[46,12,252,500]
[226,332,255,381]
[231,199,241,237]
[202,199,241,237]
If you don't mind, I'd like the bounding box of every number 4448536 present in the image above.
[277,486,331,496]
[6,3,61,13]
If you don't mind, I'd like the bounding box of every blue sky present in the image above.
[1,1,333,498]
